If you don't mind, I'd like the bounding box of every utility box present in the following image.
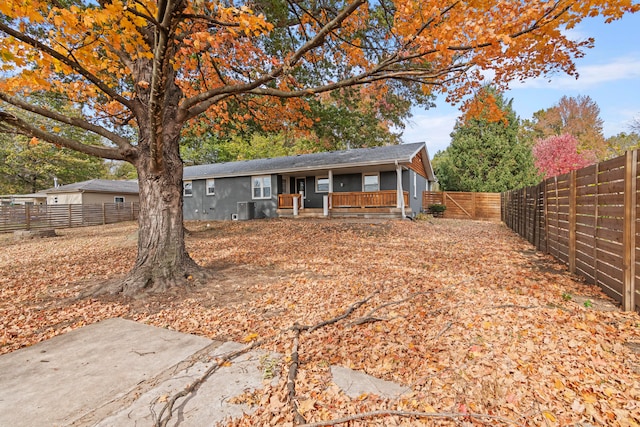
[237,201,255,220]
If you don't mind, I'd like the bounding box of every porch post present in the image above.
[396,163,406,218]
[328,170,333,209]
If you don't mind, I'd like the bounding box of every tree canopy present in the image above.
[605,131,640,159]
[527,95,607,160]
[0,0,637,293]
[433,87,539,192]
[533,133,596,179]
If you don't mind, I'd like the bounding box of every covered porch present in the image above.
[276,162,412,219]
[278,191,410,219]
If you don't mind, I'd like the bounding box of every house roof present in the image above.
[184,142,436,181]
[44,179,139,194]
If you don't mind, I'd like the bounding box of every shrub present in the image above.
[428,204,447,213]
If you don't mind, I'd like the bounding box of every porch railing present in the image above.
[330,190,408,208]
[278,193,303,209]
[278,190,409,209]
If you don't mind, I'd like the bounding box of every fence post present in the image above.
[472,193,476,220]
[102,203,106,225]
[544,179,549,255]
[25,204,31,230]
[623,150,637,311]
[569,170,577,274]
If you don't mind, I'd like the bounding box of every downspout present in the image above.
[395,161,406,219]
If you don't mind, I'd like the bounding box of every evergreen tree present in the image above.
[434,87,539,192]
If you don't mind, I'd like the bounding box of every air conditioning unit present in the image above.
[237,202,255,220]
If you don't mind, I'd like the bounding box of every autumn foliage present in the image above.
[533,133,597,179]
[0,0,638,293]
[1,220,640,425]
[531,95,608,161]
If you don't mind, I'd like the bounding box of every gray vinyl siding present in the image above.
[410,170,427,214]
[183,175,278,220]
[380,171,396,191]
[333,173,362,192]
[304,176,323,208]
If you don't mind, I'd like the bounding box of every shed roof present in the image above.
[184,142,435,180]
[44,179,139,194]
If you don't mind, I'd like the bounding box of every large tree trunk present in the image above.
[106,127,204,295]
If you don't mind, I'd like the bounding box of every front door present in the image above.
[295,178,305,208]
[296,178,305,198]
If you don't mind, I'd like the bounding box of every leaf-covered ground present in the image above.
[1,219,639,426]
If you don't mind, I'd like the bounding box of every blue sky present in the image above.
[401,12,640,156]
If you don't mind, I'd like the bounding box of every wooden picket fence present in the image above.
[502,151,640,311]
[0,202,139,233]
[423,191,502,221]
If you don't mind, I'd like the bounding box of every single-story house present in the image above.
[183,142,436,220]
[44,179,139,205]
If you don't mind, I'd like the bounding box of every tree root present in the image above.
[82,258,213,297]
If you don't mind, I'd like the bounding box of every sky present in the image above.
[401,12,640,156]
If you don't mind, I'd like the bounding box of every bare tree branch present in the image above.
[287,326,307,425]
[179,0,367,120]
[0,112,126,160]
[154,339,264,427]
[0,92,134,151]
[299,409,521,426]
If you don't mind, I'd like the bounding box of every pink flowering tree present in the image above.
[533,133,597,179]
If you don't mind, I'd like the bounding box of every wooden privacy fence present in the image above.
[0,202,139,233]
[423,191,502,221]
[502,151,640,312]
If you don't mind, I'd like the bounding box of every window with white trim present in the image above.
[316,176,329,193]
[252,175,272,199]
[362,173,379,192]
[206,179,215,196]
[183,181,193,197]
[114,196,125,203]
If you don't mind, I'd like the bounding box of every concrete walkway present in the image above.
[0,318,411,426]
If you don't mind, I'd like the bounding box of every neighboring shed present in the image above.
[44,179,139,205]
[183,142,436,220]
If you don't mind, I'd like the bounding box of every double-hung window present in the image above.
[363,173,379,192]
[206,179,215,196]
[252,175,272,199]
[316,176,329,193]
[183,181,193,197]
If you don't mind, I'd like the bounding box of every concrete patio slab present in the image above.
[96,341,280,427]
[0,318,213,427]
[0,318,413,426]
[331,365,411,398]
